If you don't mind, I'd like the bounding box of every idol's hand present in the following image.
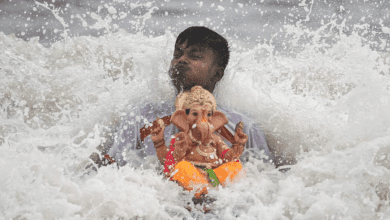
[233,121,248,146]
[151,118,165,143]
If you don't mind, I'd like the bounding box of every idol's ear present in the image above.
[210,110,228,132]
[171,109,189,132]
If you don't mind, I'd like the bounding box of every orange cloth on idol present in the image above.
[171,160,244,198]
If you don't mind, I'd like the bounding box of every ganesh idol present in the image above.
[149,86,248,198]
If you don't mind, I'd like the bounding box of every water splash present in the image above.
[1,1,390,219]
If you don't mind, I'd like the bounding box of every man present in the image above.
[92,26,273,172]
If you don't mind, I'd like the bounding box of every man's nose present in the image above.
[177,53,189,64]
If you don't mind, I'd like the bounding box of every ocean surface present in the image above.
[1,0,390,219]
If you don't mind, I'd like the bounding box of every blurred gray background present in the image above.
[0,0,389,52]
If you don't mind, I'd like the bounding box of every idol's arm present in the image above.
[151,118,169,165]
[172,132,189,162]
[155,142,169,165]
[222,123,248,162]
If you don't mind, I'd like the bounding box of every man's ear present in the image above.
[213,66,224,83]
[210,110,228,132]
[171,109,189,132]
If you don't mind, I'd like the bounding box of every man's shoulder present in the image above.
[218,105,258,129]
[123,99,176,121]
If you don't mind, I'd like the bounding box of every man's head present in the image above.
[169,26,230,93]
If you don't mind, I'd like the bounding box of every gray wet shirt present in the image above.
[107,98,273,166]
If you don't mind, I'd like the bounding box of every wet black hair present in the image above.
[175,26,230,71]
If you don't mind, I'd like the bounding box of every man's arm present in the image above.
[243,121,274,164]
[106,104,147,166]
[218,105,274,164]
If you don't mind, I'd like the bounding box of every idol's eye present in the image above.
[192,112,198,116]
[207,113,212,117]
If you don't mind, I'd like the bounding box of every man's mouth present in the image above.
[170,64,190,78]
[169,64,194,91]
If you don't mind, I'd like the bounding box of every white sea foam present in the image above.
[1,1,390,219]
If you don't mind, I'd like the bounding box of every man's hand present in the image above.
[151,118,165,143]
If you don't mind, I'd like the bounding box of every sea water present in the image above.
[1,0,390,219]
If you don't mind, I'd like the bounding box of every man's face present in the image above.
[169,41,220,92]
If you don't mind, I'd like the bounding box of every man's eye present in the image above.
[174,50,183,59]
[207,113,212,117]
[192,55,202,59]
[192,112,198,116]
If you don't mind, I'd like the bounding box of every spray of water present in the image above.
[1,1,390,219]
